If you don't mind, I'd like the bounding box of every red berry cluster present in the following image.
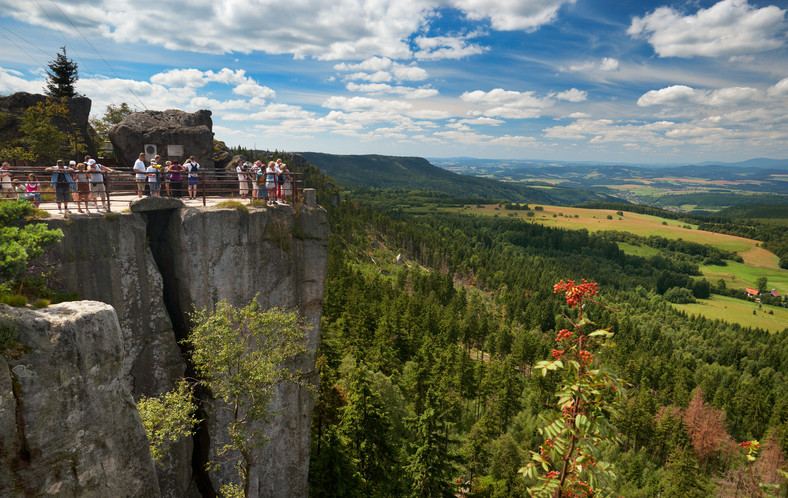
[556,328,574,342]
[579,350,595,365]
[554,279,598,308]
[545,470,560,480]
[552,348,565,359]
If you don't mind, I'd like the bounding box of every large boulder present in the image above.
[0,92,96,163]
[109,109,215,170]
[0,301,160,497]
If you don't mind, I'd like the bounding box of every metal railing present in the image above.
[0,167,304,212]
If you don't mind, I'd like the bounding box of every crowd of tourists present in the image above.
[132,152,200,200]
[0,152,297,212]
[1,156,115,213]
[235,158,294,204]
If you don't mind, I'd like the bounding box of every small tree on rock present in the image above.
[186,298,310,498]
[45,46,79,98]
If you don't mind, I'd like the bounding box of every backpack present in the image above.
[278,172,286,185]
[188,162,198,175]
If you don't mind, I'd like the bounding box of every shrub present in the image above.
[0,293,28,307]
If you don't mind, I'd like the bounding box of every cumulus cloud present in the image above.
[414,35,485,60]
[638,84,762,107]
[628,0,787,58]
[0,67,44,94]
[0,0,573,62]
[768,78,788,97]
[461,87,587,119]
[452,0,576,31]
[346,82,439,99]
[553,88,587,102]
[336,57,430,83]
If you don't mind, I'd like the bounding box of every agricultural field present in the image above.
[673,294,788,333]
[444,202,788,305]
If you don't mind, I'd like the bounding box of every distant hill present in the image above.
[300,152,621,205]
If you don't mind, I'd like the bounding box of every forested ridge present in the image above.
[304,175,788,496]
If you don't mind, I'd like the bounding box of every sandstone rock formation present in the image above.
[0,92,96,163]
[108,109,215,170]
[0,301,160,497]
[27,196,328,497]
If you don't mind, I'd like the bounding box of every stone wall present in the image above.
[11,195,329,496]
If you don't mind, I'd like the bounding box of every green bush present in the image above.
[0,293,28,307]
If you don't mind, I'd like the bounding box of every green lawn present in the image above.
[701,260,788,296]
[672,295,788,333]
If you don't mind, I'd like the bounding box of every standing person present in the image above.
[167,159,185,198]
[146,159,161,197]
[275,158,286,201]
[45,160,75,213]
[0,162,13,200]
[162,161,172,196]
[185,155,200,199]
[74,162,92,212]
[279,162,292,204]
[265,161,278,203]
[87,159,114,211]
[236,160,248,198]
[249,160,260,200]
[133,153,147,198]
[255,162,266,199]
[25,174,41,208]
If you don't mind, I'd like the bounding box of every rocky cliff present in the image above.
[3,195,328,496]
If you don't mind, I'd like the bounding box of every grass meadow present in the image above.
[672,295,788,333]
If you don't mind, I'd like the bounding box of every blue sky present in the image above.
[1,0,787,163]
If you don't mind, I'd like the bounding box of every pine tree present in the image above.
[45,46,79,98]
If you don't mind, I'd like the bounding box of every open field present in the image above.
[450,204,755,252]
[672,295,788,333]
[701,260,788,295]
[445,203,788,296]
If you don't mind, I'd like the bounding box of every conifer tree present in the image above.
[45,46,79,98]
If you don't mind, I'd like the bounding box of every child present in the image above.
[14,180,26,201]
[25,174,41,207]
[74,163,92,213]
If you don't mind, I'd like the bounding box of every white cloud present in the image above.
[461,88,554,119]
[322,96,413,113]
[637,84,763,107]
[768,78,788,97]
[0,66,44,94]
[451,0,576,31]
[554,88,587,102]
[567,57,619,73]
[414,35,485,60]
[346,82,438,99]
[628,0,787,58]
[637,85,698,106]
[232,82,276,99]
[0,0,570,63]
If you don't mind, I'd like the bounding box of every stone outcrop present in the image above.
[0,301,160,497]
[0,92,96,162]
[108,109,215,170]
[24,195,329,497]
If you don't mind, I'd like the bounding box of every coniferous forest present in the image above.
[303,169,788,497]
